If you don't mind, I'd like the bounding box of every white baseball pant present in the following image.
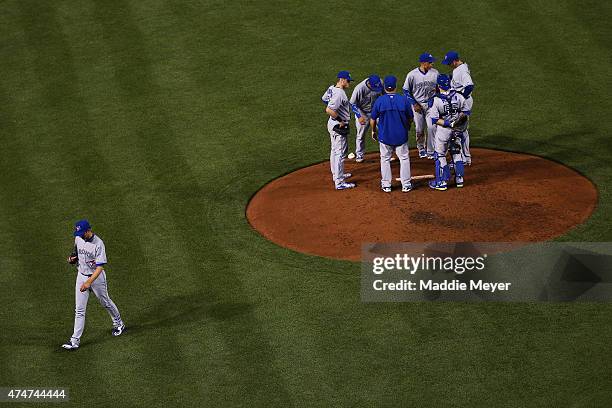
[412,103,436,155]
[70,271,123,344]
[434,127,463,167]
[462,129,471,164]
[354,113,371,160]
[379,142,411,188]
[327,122,348,187]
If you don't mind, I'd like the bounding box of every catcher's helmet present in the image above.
[437,74,451,90]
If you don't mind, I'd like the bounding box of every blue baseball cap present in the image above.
[384,75,397,90]
[442,51,459,65]
[73,219,91,237]
[419,52,436,63]
[437,74,451,90]
[337,70,353,81]
[367,75,383,92]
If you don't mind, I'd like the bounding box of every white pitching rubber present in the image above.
[396,174,434,181]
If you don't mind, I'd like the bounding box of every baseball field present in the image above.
[1,0,612,406]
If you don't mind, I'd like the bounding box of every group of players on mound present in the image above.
[322,50,474,192]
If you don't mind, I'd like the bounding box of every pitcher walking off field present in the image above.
[62,219,125,350]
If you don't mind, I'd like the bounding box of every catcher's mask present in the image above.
[437,74,451,91]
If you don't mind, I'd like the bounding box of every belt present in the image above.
[80,272,92,277]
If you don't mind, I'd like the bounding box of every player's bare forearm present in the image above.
[369,118,377,129]
[370,119,378,141]
[80,266,104,292]
[325,107,339,120]
[89,266,104,283]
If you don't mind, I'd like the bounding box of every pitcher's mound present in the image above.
[246,148,597,261]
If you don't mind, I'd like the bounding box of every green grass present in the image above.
[1,0,612,406]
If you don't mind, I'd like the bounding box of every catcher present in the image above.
[426,74,472,190]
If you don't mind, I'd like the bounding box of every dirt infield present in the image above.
[246,148,598,261]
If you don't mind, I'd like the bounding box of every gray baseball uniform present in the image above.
[323,85,351,187]
[349,79,382,160]
[322,86,351,187]
[70,234,123,345]
[451,63,474,163]
[403,67,439,155]
[429,91,473,174]
[322,85,334,105]
[450,63,473,94]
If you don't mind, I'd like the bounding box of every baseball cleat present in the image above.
[418,149,427,159]
[343,173,352,179]
[355,157,364,163]
[428,180,448,191]
[427,154,434,160]
[402,184,413,193]
[61,340,79,350]
[112,323,125,337]
[381,186,392,193]
[456,177,464,188]
[335,182,356,190]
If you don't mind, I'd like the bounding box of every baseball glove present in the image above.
[449,133,462,155]
[451,114,468,128]
[67,253,78,265]
[333,123,350,136]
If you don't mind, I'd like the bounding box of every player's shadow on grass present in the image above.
[82,294,252,346]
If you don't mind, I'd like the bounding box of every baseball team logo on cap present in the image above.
[419,53,436,63]
[442,51,459,65]
[337,70,353,81]
[73,219,91,237]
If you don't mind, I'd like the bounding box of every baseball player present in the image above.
[349,74,384,162]
[427,74,472,191]
[61,219,125,350]
[403,53,439,159]
[370,75,414,193]
[322,70,355,190]
[442,50,474,165]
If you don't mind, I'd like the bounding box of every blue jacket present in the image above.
[371,93,413,146]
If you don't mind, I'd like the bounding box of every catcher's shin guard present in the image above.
[454,160,465,178]
[434,152,441,182]
[430,154,448,191]
[433,152,449,183]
